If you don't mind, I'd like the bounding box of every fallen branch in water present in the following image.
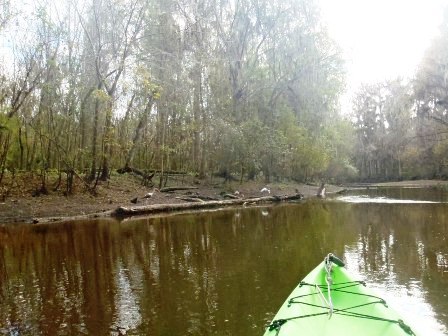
[112,193,304,217]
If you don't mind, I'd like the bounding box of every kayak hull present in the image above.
[263,258,416,336]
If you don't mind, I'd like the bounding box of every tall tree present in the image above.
[352,80,413,180]
[78,0,146,180]
[412,7,448,177]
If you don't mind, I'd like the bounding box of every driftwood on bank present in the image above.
[176,194,220,202]
[223,193,239,199]
[176,196,205,203]
[112,193,304,217]
[159,186,199,193]
[188,194,219,201]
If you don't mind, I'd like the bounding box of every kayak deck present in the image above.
[263,255,416,336]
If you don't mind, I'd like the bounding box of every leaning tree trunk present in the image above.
[100,99,113,180]
[124,99,153,169]
[90,91,101,181]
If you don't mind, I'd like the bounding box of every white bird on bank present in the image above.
[260,187,270,194]
[144,188,160,198]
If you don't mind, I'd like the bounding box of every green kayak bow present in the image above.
[263,254,416,336]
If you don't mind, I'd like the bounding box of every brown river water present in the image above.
[0,188,447,335]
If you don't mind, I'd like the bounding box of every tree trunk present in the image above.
[100,99,113,180]
[192,63,202,175]
[90,87,101,180]
[18,126,24,170]
[124,98,153,169]
[79,88,94,171]
[0,132,11,185]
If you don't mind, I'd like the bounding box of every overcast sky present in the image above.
[318,0,447,110]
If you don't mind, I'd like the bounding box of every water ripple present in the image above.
[335,195,441,204]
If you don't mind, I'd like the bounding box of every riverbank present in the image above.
[0,173,345,224]
[1,173,446,225]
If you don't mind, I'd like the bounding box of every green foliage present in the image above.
[135,67,162,100]
[349,7,448,181]
[0,0,354,183]
[432,140,448,176]
[92,89,110,103]
[0,115,21,168]
[352,80,414,180]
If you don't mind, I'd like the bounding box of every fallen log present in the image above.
[176,196,205,203]
[200,196,219,201]
[184,194,219,201]
[223,193,239,199]
[160,186,199,193]
[112,193,304,217]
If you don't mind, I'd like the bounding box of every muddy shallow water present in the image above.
[0,188,447,335]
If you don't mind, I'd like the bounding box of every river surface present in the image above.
[0,187,447,335]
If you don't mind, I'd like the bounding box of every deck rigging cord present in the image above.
[323,253,335,317]
[266,254,416,336]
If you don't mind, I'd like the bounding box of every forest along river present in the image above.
[0,187,447,336]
